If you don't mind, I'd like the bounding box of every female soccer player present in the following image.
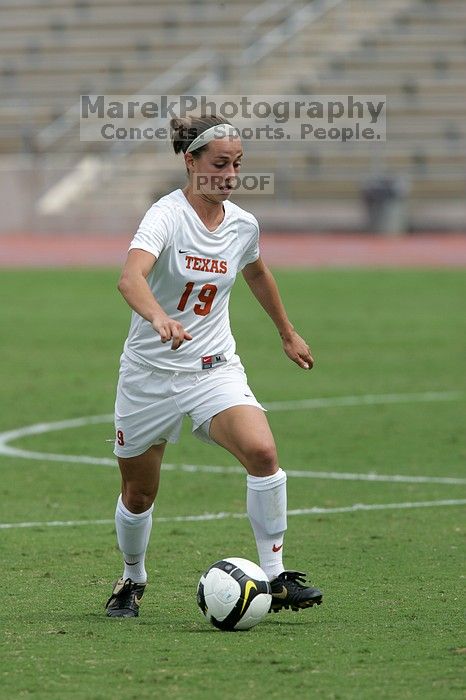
[105,114,323,617]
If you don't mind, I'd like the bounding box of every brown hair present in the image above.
[170,114,232,156]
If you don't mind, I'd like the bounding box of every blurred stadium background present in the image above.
[1,4,465,694]
[1,0,465,241]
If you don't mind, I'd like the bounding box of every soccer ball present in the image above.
[196,557,272,631]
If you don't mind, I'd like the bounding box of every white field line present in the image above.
[1,499,465,531]
[162,464,466,486]
[0,392,465,486]
[0,448,464,486]
[0,390,463,449]
[0,413,115,466]
[264,390,465,411]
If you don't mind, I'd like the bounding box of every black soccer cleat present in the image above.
[269,570,323,612]
[105,577,146,618]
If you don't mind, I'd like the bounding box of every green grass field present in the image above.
[0,268,465,700]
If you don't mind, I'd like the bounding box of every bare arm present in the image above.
[118,248,192,350]
[242,256,314,370]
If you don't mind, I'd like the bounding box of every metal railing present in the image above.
[241,0,347,65]
[36,47,218,151]
[36,0,349,153]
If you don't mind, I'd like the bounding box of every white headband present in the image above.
[186,123,240,153]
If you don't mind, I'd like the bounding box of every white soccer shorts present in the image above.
[114,353,266,458]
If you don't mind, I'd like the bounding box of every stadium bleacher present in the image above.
[0,0,465,233]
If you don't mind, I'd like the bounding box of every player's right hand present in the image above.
[152,316,193,350]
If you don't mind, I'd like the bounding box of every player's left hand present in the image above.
[281,331,314,370]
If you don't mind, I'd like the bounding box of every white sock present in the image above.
[247,468,287,581]
[115,494,153,584]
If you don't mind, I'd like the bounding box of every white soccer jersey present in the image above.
[123,188,260,371]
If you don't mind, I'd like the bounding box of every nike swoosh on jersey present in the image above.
[179,249,190,254]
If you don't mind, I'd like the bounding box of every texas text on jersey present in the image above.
[123,188,260,372]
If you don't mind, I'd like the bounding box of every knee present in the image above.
[122,486,155,514]
[244,443,278,476]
